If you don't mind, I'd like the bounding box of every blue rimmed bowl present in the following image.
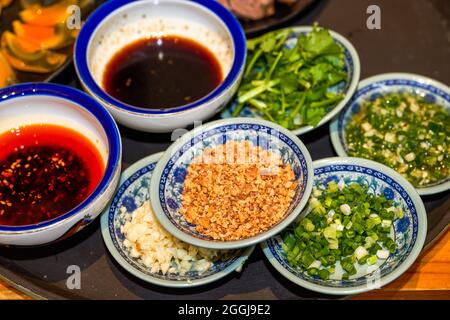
[221,26,361,136]
[150,118,314,250]
[330,73,450,195]
[262,157,427,295]
[75,0,246,133]
[0,83,122,246]
[100,153,254,288]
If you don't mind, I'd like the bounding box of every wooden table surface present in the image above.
[1,227,449,300]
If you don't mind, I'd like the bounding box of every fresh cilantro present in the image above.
[232,23,346,130]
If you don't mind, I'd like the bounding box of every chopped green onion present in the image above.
[367,255,378,265]
[308,268,319,276]
[281,183,403,280]
[318,269,330,280]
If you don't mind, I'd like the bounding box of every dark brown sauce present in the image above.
[103,35,223,110]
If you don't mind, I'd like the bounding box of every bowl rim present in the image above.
[262,156,428,295]
[100,152,255,288]
[221,25,361,136]
[150,117,314,250]
[74,0,246,115]
[329,72,450,195]
[0,83,122,234]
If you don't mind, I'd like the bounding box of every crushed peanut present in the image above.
[180,141,298,241]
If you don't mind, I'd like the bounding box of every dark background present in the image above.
[0,0,449,300]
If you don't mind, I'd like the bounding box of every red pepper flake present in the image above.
[0,124,105,226]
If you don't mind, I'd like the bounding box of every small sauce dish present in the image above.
[75,0,246,133]
[0,83,122,246]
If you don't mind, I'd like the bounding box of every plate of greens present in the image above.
[330,73,450,195]
[221,24,360,135]
[262,157,427,295]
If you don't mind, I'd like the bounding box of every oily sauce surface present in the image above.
[103,35,223,110]
[0,124,105,226]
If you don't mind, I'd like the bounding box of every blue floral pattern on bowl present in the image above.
[101,154,253,287]
[159,123,309,241]
[262,158,427,295]
[150,119,313,250]
[221,26,360,136]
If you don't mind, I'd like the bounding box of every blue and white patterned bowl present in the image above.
[150,118,314,250]
[221,26,361,136]
[330,73,450,195]
[100,153,254,288]
[262,157,427,295]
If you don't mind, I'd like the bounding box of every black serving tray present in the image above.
[0,0,449,300]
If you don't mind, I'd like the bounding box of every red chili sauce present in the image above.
[0,124,105,226]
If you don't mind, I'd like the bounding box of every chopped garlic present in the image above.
[409,99,419,113]
[361,122,372,132]
[195,259,212,273]
[399,102,407,111]
[337,179,346,191]
[327,209,336,223]
[405,152,416,162]
[340,204,351,215]
[309,260,322,269]
[381,219,392,228]
[312,188,323,197]
[354,246,368,260]
[384,132,396,143]
[121,201,224,276]
[376,249,390,259]
[328,241,339,250]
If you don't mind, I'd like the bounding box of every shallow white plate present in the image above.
[100,152,254,288]
[221,26,361,136]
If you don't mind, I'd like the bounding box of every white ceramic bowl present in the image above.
[150,118,314,250]
[221,26,361,136]
[0,83,122,246]
[262,157,427,295]
[330,73,450,195]
[75,0,246,133]
[101,152,255,288]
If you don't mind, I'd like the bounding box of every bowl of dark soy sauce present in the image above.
[75,0,246,133]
